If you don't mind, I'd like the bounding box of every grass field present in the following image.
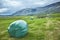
[0,16,60,40]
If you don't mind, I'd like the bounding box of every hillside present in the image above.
[0,2,60,16]
[12,2,60,16]
[0,15,60,40]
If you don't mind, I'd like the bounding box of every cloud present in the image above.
[0,8,8,13]
[3,0,24,7]
[34,2,46,5]
[2,0,60,8]
[0,0,60,15]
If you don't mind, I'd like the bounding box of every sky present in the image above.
[0,0,60,15]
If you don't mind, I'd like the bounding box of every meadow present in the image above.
[0,15,60,40]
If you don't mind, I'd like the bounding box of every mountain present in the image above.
[12,2,60,16]
[0,2,60,16]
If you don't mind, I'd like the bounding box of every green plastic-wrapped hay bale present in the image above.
[8,20,28,38]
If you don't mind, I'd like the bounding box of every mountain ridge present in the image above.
[0,2,60,16]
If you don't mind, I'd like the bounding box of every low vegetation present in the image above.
[0,13,60,40]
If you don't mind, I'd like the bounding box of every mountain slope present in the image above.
[0,2,60,16]
[12,2,60,16]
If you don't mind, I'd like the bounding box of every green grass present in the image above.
[0,16,60,40]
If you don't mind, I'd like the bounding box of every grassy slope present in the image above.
[0,16,60,40]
